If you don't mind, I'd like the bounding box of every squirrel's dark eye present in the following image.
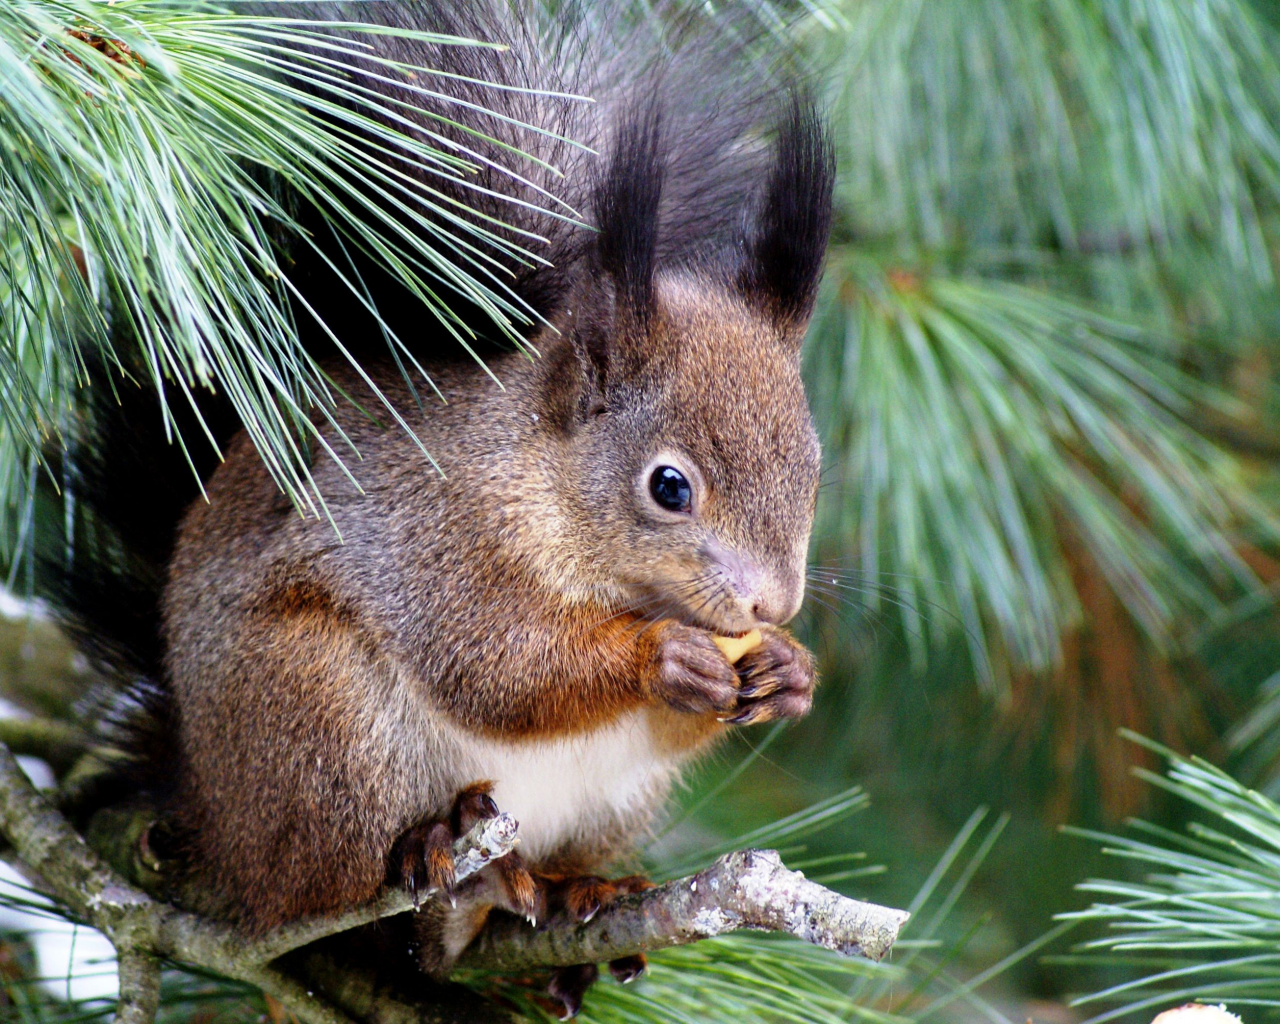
[649,466,693,513]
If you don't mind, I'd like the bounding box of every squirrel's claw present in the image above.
[561,876,611,923]
[652,623,739,715]
[395,819,457,909]
[495,851,539,923]
[727,629,816,726]
[726,706,771,727]
[608,954,647,984]
[549,963,599,1020]
[451,781,500,833]
[424,825,458,893]
[540,871,654,923]
[395,782,512,909]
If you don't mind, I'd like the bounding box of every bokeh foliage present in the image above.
[7,0,1280,1021]
[805,0,1280,681]
[789,0,1280,1015]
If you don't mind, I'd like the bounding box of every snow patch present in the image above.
[0,861,117,1004]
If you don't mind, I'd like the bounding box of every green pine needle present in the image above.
[0,0,577,553]
[1060,733,1280,1022]
[801,0,1280,685]
[807,260,1271,686]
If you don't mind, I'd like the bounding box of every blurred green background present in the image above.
[10,0,1280,1022]
[784,0,1280,1016]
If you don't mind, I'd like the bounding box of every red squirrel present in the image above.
[44,1,834,1017]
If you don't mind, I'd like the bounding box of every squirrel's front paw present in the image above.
[650,623,738,715]
[725,629,815,726]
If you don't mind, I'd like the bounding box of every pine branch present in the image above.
[1064,735,1280,1018]
[460,848,908,971]
[0,733,909,1024]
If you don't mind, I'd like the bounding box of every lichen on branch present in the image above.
[0,731,909,1024]
[461,848,908,972]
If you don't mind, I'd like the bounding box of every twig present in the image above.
[115,951,161,1024]
[0,742,170,1022]
[0,717,89,776]
[460,848,909,971]
[243,814,520,963]
[0,741,139,931]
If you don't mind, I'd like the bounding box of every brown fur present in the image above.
[162,272,821,946]
[24,4,837,1003]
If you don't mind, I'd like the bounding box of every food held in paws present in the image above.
[713,629,763,664]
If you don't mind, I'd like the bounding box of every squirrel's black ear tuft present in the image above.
[592,102,665,324]
[571,101,665,400]
[740,93,835,330]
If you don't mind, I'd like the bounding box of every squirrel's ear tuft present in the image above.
[571,102,665,398]
[592,102,665,325]
[740,93,835,332]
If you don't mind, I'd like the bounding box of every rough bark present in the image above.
[0,733,909,1024]
[115,951,162,1024]
[460,848,909,970]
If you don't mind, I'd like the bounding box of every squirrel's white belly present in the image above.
[439,710,685,862]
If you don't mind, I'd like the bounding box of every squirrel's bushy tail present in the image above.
[37,348,234,809]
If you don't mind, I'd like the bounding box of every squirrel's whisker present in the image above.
[806,562,953,584]
[803,583,895,639]
[809,577,975,634]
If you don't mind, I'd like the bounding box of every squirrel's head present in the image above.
[551,95,833,634]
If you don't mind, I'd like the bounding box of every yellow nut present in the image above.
[713,629,763,664]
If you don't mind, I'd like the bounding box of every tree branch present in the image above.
[0,741,143,933]
[115,951,162,1024]
[460,848,908,971]
[147,815,519,974]
[0,730,910,1024]
[0,716,89,776]
[242,814,520,963]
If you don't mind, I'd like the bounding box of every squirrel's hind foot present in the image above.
[607,954,647,984]
[546,953,648,1019]
[537,873,654,1017]
[536,872,654,924]
[392,782,535,915]
[394,820,456,907]
[548,963,598,1020]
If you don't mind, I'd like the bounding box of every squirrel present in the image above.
[41,1,834,1017]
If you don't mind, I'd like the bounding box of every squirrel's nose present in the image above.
[751,580,803,626]
[702,537,803,626]
[750,599,776,623]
